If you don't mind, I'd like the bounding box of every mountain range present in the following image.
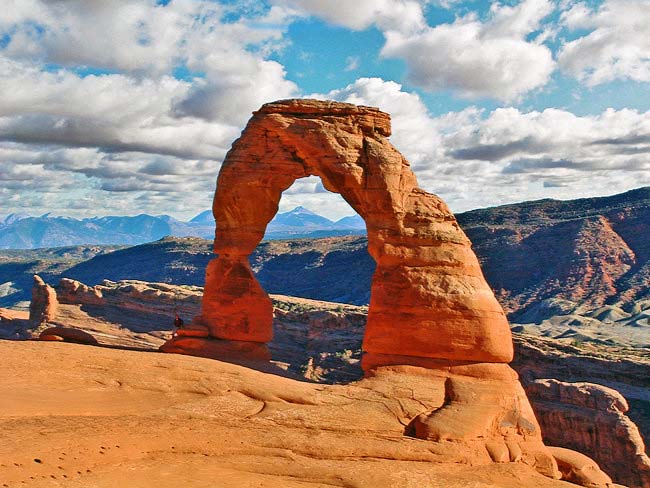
[0,206,366,249]
[1,187,648,331]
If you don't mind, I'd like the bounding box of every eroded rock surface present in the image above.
[0,341,579,488]
[38,326,98,345]
[194,99,512,364]
[528,379,650,488]
[549,447,614,488]
[8,277,636,486]
[28,275,58,326]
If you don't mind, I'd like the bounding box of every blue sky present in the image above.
[0,0,649,220]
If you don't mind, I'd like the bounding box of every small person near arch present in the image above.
[173,313,184,336]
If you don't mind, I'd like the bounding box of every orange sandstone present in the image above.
[29,275,58,325]
[38,326,98,345]
[158,100,619,485]
[190,99,512,363]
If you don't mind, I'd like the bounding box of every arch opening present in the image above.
[253,176,373,383]
[253,175,373,306]
[264,175,368,241]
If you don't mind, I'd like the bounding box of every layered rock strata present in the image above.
[528,379,650,488]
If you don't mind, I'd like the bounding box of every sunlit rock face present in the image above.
[161,100,621,483]
[29,275,58,326]
[198,99,512,363]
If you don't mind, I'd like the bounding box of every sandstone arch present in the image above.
[199,99,512,364]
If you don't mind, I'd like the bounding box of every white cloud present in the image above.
[0,0,298,125]
[1,1,648,220]
[304,78,650,214]
[314,77,441,168]
[344,56,360,72]
[0,58,240,160]
[174,57,297,125]
[381,0,555,101]
[278,0,557,100]
[0,0,300,218]
[558,0,650,85]
[275,0,426,32]
[1,1,292,76]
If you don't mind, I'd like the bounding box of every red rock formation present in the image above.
[549,447,614,488]
[57,278,201,319]
[527,379,650,488]
[29,275,58,325]
[159,99,621,484]
[0,308,28,322]
[57,278,105,306]
[399,362,559,478]
[191,99,511,363]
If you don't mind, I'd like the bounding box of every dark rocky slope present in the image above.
[2,187,648,321]
[458,186,650,321]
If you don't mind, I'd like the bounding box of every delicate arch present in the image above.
[199,99,513,363]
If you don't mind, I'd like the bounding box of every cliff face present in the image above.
[526,379,650,488]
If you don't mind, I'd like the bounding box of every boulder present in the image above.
[160,336,270,364]
[176,325,210,338]
[549,447,613,488]
[39,334,64,341]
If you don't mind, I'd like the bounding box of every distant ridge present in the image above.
[1,186,648,321]
[189,210,213,224]
[0,206,365,249]
[1,185,648,277]
[0,213,211,249]
[457,186,650,319]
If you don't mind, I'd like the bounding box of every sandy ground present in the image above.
[0,341,574,488]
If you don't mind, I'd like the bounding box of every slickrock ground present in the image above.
[1,341,574,488]
[2,279,649,486]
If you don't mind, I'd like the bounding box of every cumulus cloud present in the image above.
[275,0,426,32]
[310,78,650,212]
[1,1,648,220]
[381,0,556,101]
[558,0,650,85]
[0,0,300,218]
[279,0,557,101]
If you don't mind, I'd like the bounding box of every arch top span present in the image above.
[255,98,392,137]
[197,98,513,364]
